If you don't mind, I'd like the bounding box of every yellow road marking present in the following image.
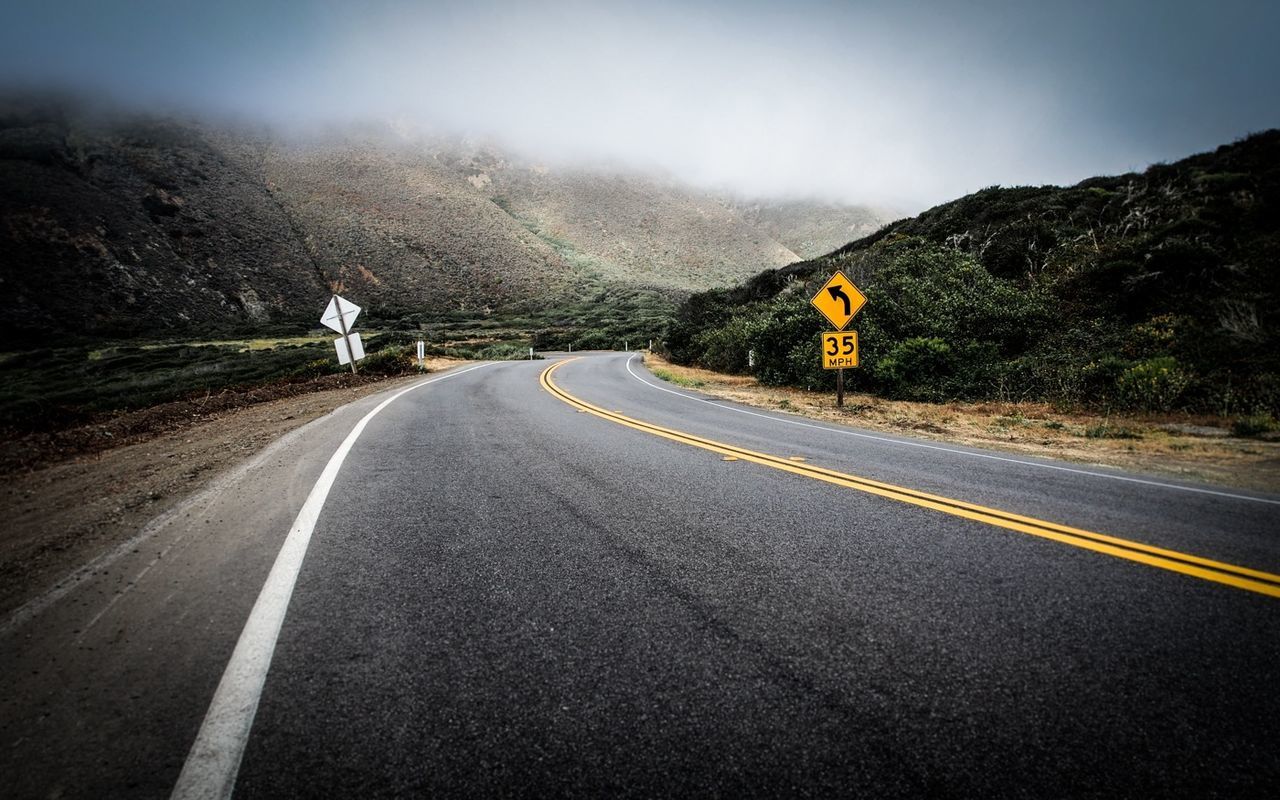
[541,359,1280,599]
[723,456,739,462]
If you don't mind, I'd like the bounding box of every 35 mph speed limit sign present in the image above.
[821,331,858,369]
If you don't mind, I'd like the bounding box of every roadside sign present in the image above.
[821,331,858,369]
[810,271,867,408]
[322,293,365,373]
[334,332,365,365]
[810,270,866,330]
[320,295,361,334]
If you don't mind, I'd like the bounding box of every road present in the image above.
[3,352,1278,798]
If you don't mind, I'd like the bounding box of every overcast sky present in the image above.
[4,0,1278,207]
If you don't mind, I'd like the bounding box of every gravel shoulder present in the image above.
[0,358,467,616]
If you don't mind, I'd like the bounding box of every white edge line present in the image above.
[170,361,494,800]
[623,355,1280,507]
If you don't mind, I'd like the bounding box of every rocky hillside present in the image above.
[0,101,326,341]
[667,131,1280,416]
[0,99,893,344]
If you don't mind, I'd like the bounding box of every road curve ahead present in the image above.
[5,353,1279,798]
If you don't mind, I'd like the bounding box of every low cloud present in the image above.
[4,0,1278,207]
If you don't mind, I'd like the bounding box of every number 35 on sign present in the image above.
[821,331,859,369]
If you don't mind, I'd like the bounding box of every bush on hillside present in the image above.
[476,343,536,360]
[664,130,1280,415]
[1115,357,1191,411]
[359,346,417,375]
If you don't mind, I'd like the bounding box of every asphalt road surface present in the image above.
[3,353,1278,798]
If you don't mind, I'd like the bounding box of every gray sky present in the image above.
[4,0,1278,207]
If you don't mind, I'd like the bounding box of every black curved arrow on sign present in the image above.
[827,286,852,316]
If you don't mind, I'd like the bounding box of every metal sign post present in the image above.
[334,299,358,375]
[811,274,866,409]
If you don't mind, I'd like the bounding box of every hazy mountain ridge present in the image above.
[255,138,578,317]
[667,131,1280,415]
[0,106,327,340]
[0,101,894,343]
[729,199,892,260]
[449,151,801,288]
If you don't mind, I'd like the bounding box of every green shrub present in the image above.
[784,338,829,392]
[294,358,342,379]
[359,347,416,375]
[1232,413,1277,437]
[692,312,764,374]
[874,337,956,401]
[476,343,537,360]
[1116,356,1191,411]
[741,296,827,388]
[571,331,613,350]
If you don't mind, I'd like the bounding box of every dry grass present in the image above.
[642,354,1280,493]
[419,355,469,373]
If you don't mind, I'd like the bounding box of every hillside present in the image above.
[730,199,891,260]
[0,100,327,341]
[437,147,797,290]
[0,99,893,344]
[667,131,1280,417]
[247,135,578,318]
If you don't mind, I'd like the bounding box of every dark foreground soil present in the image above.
[0,359,463,616]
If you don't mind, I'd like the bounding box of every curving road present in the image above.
[3,352,1279,798]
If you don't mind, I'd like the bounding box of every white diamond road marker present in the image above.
[320,295,361,334]
[334,332,365,365]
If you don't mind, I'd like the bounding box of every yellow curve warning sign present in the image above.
[810,270,867,330]
[821,331,859,369]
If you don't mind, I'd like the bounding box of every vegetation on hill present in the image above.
[0,333,427,432]
[666,131,1280,417]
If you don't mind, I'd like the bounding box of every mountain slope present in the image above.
[667,131,1280,416]
[0,100,894,343]
[454,154,801,289]
[0,103,327,340]
[251,137,579,317]
[730,199,892,260]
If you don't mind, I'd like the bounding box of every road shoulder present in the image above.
[641,354,1280,493]
[0,359,468,618]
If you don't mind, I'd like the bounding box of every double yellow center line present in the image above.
[541,359,1280,599]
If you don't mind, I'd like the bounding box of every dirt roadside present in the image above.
[0,358,467,617]
[642,354,1280,493]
